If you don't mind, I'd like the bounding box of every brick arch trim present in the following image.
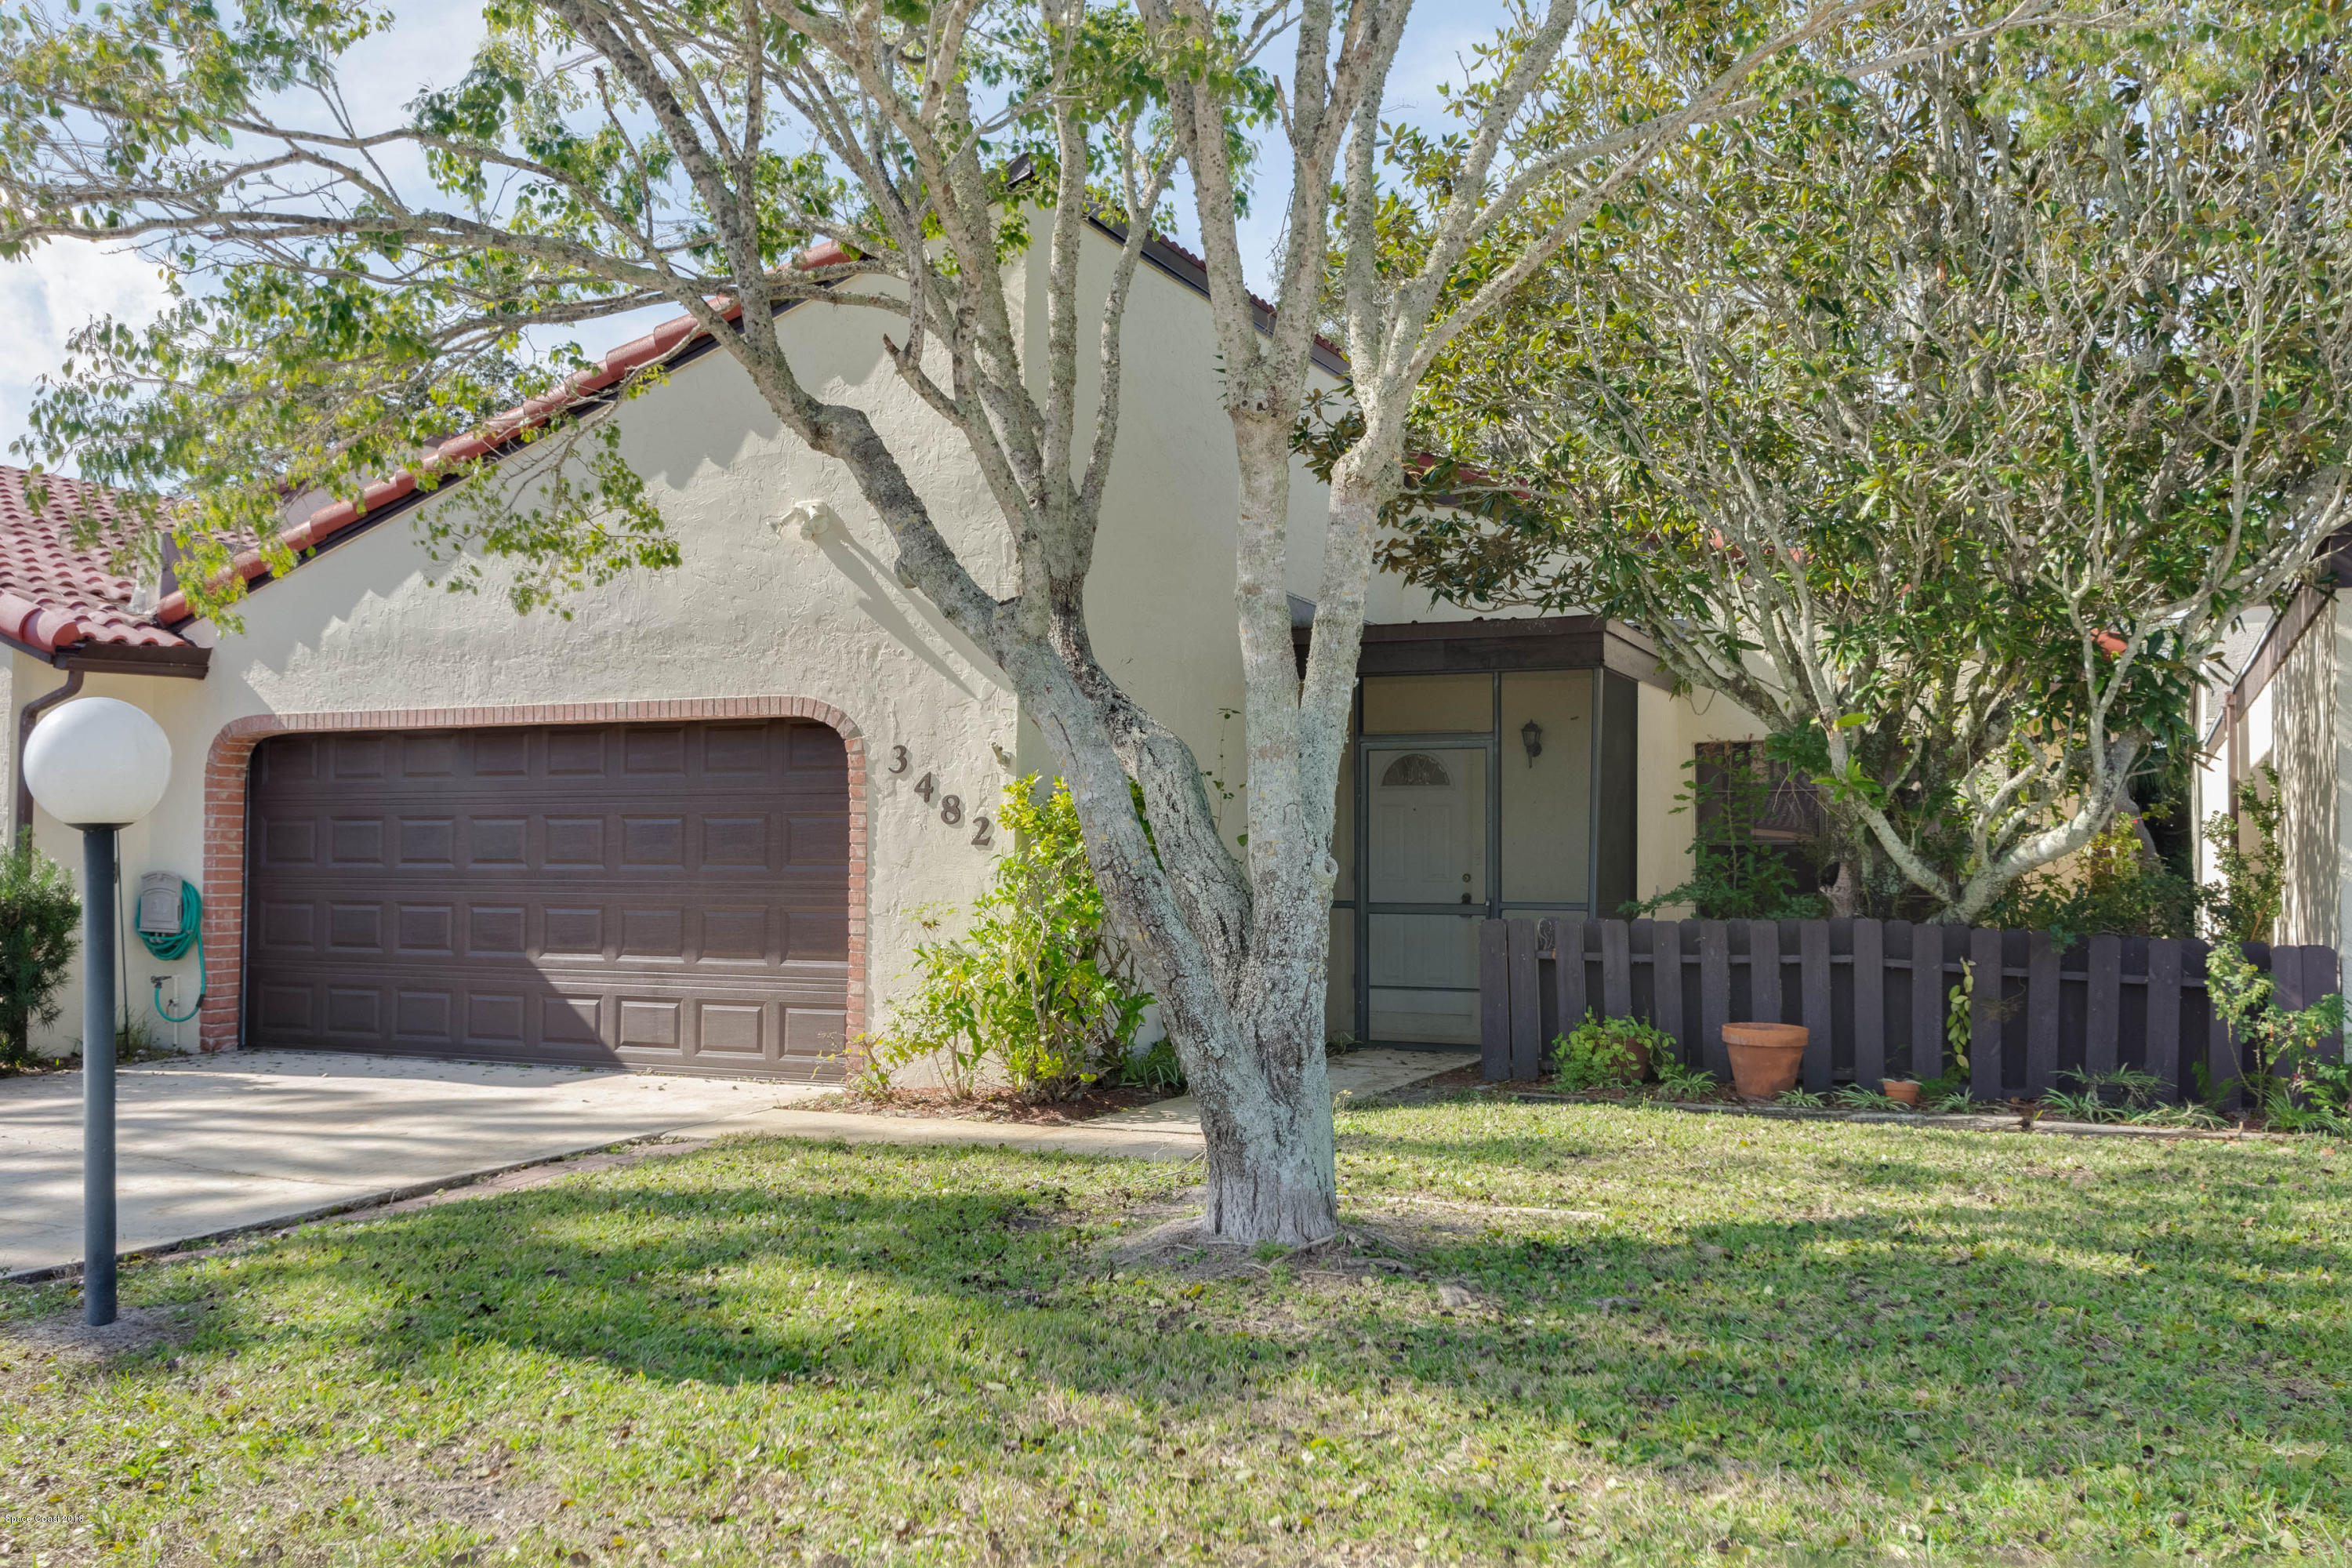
[198,697,868,1054]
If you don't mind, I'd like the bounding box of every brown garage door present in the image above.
[245,720,850,1080]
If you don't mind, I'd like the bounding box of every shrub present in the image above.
[1120,1037,1186,1095]
[1651,1056,1718,1098]
[1552,1012,1672,1091]
[1,836,79,1068]
[1987,815,2203,941]
[2207,938,2348,1130]
[866,777,1152,1101]
[2041,1065,2169,1123]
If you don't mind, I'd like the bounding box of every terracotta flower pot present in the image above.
[1722,1022,1807,1099]
[1622,1038,1653,1083]
[1882,1079,1923,1108]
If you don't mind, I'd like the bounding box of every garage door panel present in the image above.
[543,906,606,956]
[619,816,684,868]
[700,816,768,867]
[401,733,459,776]
[260,985,312,1032]
[695,1002,764,1055]
[329,818,386,866]
[547,728,606,775]
[263,818,317,866]
[544,817,606,868]
[326,987,380,1036]
[622,728,686,774]
[327,903,383,951]
[467,818,528,867]
[465,992,527,1044]
[248,719,849,1080]
[333,735,390,779]
[467,906,527,956]
[397,904,454,952]
[398,818,456,866]
[785,812,849,865]
[260,902,316,952]
[395,990,452,1040]
[543,994,605,1046]
[473,731,528,775]
[619,906,684,958]
[618,998,681,1049]
[783,912,849,963]
[789,725,844,770]
[700,908,768,961]
[785,1007,847,1060]
[703,724,771,772]
[258,735,321,784]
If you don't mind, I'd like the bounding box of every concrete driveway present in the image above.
[0,1051,831,1276]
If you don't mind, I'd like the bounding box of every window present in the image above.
[1380,753,1454,788]
[1693,742,1824,844]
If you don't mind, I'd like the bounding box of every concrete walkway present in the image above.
[0,1046,1474,1279]
[1088,1047,1476,1130]
[0,1051,829,1277]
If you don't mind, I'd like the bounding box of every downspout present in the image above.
[14,667,85,840]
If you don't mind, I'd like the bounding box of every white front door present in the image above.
[1370,748,1479,908]
[1364,746,1487,1044]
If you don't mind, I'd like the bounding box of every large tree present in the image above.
[4,0,2050,1242]
[1380,13,2352,922]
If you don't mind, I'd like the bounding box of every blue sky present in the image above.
[0,2,1501,475]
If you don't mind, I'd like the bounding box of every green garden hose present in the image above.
[140,878,204,1023]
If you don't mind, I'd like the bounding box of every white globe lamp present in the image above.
[24,695,172,1329]
[24,696,172,827]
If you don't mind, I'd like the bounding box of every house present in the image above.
[2194,545,2352,981]
[2,227,1767,1076]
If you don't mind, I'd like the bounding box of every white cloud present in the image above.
[0,0,491,475]
[0,243,175,473]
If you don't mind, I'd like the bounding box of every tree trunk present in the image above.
[1824,858,1860,919]
[1195,1025,1338,1245]
[1196,898,1342,1244]
[1007,641,1341,1246]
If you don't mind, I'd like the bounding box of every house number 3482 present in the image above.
[888,745,992,848]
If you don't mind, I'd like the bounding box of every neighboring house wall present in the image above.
[2274,598,2340,950]
[2197,588,2352,994]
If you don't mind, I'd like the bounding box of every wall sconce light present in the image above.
[1521,718,1544,768]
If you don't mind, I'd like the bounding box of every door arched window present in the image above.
[1380,752,1453,788]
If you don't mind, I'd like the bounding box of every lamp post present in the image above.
[23,697,172,1327]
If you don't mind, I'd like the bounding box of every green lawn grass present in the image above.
[5,1098,2348,1565]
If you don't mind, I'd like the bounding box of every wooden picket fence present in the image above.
[1478,915,2343,1102]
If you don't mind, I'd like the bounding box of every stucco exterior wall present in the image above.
[16,286,1023,1057]
[0,655,12,832]
[10,656,211,1055]
[1632,679,1772,918]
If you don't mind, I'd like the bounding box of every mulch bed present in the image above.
[797,1082,1171,1126]
[1393,1068,2299,1140]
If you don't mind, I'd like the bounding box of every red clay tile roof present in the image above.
[0,466,192,655]
[143,268,808,626]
